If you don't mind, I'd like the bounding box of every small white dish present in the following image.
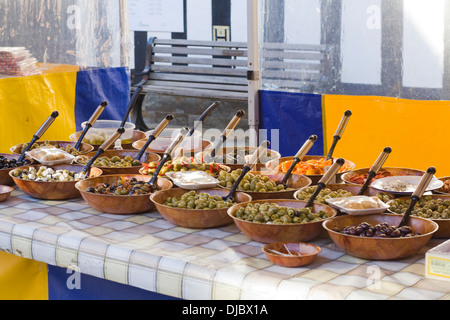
[165,171,220,190]
[370,175,443,196]
[326,196,390,216]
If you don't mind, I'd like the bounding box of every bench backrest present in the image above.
[144,38,249,101]
[139,38,329,100]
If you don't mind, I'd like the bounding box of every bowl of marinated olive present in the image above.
[266,156,356,185]
[323,214,439,260]
[140,156,230,178]
[218,170,312,201]
[0,153,34,186]
[76,175,173,215]
[0,185,14,203]
[341,167,425,186]
[196,147,282,171]
[9,164,103,200]
[11,141,94,157]
[227,200,337,244]
[387,195,450,239]
[262,242,321,268]
[150,188,252,229]
[294,184,394,206]
[74,150,161,175]
[71,130,147,151]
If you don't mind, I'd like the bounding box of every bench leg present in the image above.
[131,92,150,132]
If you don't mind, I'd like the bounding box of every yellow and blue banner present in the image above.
[0,66,130,153]
[260,90,450,178]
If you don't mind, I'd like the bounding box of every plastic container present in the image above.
[425,239,450,282]
[82,120,136,145]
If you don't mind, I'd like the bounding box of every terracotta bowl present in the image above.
[76,175,173,215]
[9,164,103,200]
[150,188,252,229]
[433,176,450,195]
[262,242,322,268]
[0,185,14,202]
[220,171,312,201]
[294,184,395,204]
[227,199,337,244]
[133,138,213,158]
[74,150,161,175]
[266,156,356,185]
[70,130,146,151]
[0,153,34,186]
[387,195,450,239]
[341,167,425,186]
[195,147,282,172]
[323,214,439,260]
[10,141,94,156]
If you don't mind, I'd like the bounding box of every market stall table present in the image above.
[0,187,449,300]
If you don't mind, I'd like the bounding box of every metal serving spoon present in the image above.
[358,147,392,195]
[326,110,352,161]
[75,101,108,151]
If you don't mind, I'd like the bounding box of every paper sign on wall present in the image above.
[128,0,184,32]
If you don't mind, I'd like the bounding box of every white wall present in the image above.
[284,0,321,45]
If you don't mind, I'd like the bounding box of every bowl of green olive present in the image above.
[150,188,252,229]
[76,175,173,214]
[387,195,450,239]
[74,150,161,175]
[227,200,337,244]
[218,170,312,201]
[294,184,394,206]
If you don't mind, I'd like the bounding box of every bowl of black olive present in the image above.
[0,153,33,186]
[322,214,439,260]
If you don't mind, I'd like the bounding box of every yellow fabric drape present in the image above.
[0,252,48,300]
[0,71,78,153]
[323,95,450,177]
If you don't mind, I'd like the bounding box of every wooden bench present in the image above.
[131,38,330,131]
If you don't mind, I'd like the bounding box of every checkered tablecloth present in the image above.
[0,188,448,300]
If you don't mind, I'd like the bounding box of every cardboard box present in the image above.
[425,240,450,282]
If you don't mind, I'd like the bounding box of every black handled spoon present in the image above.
[398,167,437,228]
[358,147,392,195]
[18,111,59,163]
[187,101,221,137]
[305,158,346,208]
[222,140,270,202]
[280,135,318,188]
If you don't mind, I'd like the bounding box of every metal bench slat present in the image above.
[153,46,248,58]
[145,80,248,92]
[142,86,248,101]
[263,49,325,61]
[262,60,323,71]
[152,55,248,67]
[151,65,248,77]
[149,73,248,85]
[154,38,248,48]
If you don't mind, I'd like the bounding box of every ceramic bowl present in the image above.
[262,242,321,268]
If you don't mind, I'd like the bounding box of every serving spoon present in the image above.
[187,101,221,138]
[305,158,346,208]
[147,127,190,191]
[135,114,174,162]
[358,147,392,195]
[18,111,60,163]
[398,167,437,228]
[78,127,125,179]
[279,135,318,188]
[204,109,246,162]
[75,101,108,151]
[222,140,270,202]
[326,110,352,161]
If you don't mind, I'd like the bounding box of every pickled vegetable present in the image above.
[334,222,420,238]
[11,166,80,182]
[76,155,141,168]
[86,177,156,196]
[141,156,226,177]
